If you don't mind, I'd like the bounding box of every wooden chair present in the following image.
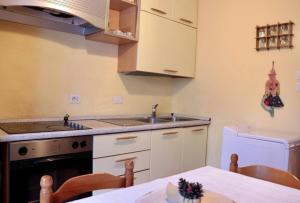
[40,160,134,203]
[230,153,300,190]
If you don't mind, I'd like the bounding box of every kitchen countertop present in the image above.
[0,115,210,142]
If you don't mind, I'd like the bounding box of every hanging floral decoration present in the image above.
[261,61,284,116]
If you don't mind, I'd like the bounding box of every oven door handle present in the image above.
[33,156,74,165]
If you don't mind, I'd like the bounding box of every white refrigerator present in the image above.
[221,126,300,179]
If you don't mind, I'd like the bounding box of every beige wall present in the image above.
[1,0,300,168]
[0,21,173,119]
[173,0,300,167]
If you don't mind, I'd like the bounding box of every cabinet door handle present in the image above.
[163,132,179,136]
[164,69,178,73]
[192,129,204,132]
[116,136,138,141]
[115,157,137,163]
[151,8,167,15]
[180,18,193,24]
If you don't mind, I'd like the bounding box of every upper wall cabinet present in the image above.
[118,11,197,78]
[86,0,139,45]
[173,0,198,28]
[141,0,198,28]
[141,0,173,19]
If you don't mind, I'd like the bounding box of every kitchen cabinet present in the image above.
[181,126,207,171]
[86,0,140,45]
[93,150,150,175]
[150,126,208,180]
[173,0,198,28]
[118,11,197,77]
[93,131,150,158]
[92,125,208,186]
[141,0,173,19]
[150,128,183,180]
[93,131,151,190]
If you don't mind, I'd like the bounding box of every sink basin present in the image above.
[100,116,198,127]
[159,117,198,122]
[133,118,170,124]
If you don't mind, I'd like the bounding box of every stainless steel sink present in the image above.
[133,118,170,124]
[100,116,198,127]
[100,117,169,126]
[159,117,198,122]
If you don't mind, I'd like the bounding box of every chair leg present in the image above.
[230,154,239,172]
[125,160,134,187]
[40,175,54,203]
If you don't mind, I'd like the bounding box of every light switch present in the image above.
[112,96,123,104]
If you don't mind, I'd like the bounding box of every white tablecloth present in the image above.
[71,166,300,203]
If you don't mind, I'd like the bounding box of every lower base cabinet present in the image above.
[134,170,150,185]
[93,150,150,175]
[92,131,151,195]
[150,129,183,180]
[181,126,208,172]
[150,126,208,180]
[92,125,208,194]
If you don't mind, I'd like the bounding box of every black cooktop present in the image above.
[0,121,90,134]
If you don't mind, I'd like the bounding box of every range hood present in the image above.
[0,0,108,35]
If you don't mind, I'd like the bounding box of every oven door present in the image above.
[9,152,92,203]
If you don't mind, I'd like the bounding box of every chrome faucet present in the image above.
[151,104,159,120]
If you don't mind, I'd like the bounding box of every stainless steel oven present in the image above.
[1,136,93,203]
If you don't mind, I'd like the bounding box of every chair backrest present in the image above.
[230,154,300,190]
[40,160,134,203]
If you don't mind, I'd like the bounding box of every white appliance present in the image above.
[0,0,108,35]
[221,126,300,179]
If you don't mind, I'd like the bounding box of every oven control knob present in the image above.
[72,141,79,149]
[80,141,87,148]
[18,147,28,156]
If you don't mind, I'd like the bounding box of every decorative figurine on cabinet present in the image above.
[262,61,284,116]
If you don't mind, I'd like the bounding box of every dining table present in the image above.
[70,166,300,203]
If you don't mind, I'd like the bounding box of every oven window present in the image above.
[10,152,92,203]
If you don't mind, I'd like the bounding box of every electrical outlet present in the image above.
[69,94,81,104]
[112,96,123,104]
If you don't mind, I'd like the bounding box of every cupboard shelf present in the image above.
[87,31,138,45]
[86,0,139,45]
[110,0,137,11]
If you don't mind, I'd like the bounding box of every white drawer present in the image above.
[93,131,151,158]
[93,150,150,176]
[134,170,150,185]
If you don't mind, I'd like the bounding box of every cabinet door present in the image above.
[141,0,173,18]
[173,0,198,28]
[171,23,197,77]
[137,11,177,75]
[137,11,196,77]
[150,129,183,180]
[181,126,207,172]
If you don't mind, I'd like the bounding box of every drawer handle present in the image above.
[192,129,204,132]
[164,69,178,73]
[150,8,167,15]
[115,157,137,163]
[116,136,138,141]
[180,18,193,24]
[163,132,179,136]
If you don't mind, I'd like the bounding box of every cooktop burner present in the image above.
[0,121,90,134]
